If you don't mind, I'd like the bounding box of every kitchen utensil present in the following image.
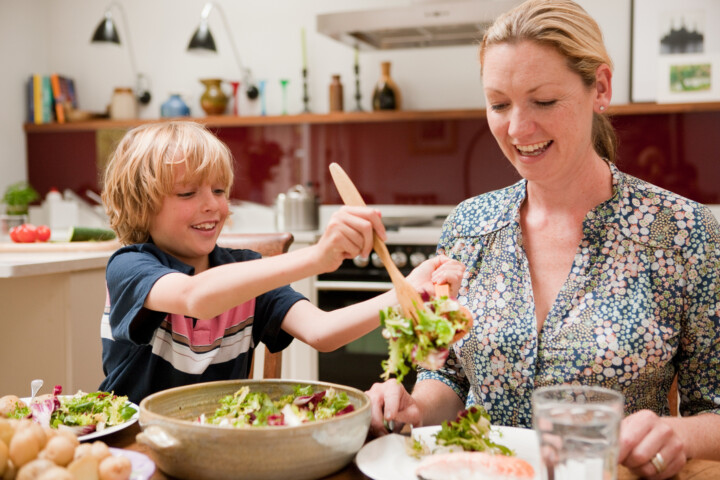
[328,162,425,324]
[30,379,43,401]
[137,379,371,480]
[274,183,319,231]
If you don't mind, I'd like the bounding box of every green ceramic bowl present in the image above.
[138,379,371,480]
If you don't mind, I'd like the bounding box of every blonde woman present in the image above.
[366,1,720,478]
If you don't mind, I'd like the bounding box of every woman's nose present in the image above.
[507,106,535,139]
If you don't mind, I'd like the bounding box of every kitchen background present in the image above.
[1,0,634,200]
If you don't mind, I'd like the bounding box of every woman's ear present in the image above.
[594,64,613,113]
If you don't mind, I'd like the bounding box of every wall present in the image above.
[1,0,631,197]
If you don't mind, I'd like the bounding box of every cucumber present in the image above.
[68,226,117,242]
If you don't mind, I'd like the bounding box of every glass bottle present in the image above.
[372,61,401,111]
[329,74,344,112]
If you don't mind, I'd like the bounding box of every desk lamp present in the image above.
[91,3,152,105]
[187,2,259,100]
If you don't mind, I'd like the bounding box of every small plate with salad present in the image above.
[14,386,139,441]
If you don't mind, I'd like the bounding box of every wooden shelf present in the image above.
[23,102,720,133]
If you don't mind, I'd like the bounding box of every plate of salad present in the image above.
[355,407,541,480]
[16,386,139,441]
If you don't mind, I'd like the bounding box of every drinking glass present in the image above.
[532,385,624,480]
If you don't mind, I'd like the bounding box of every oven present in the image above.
[314,205,452,392]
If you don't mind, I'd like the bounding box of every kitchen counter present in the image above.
[0,250,113,278]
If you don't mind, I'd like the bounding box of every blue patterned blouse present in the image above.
[419,163,720,428]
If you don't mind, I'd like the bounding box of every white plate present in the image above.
[355,425,542,480]
[21,395,139,442]
[109,447,155,480]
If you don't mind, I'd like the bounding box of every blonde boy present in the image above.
[100,121,463,403]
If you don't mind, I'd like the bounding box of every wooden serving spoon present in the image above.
[329,162,426,325]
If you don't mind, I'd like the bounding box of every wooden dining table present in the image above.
[104,422,720,480]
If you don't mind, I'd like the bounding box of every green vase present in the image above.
[200,78,228,116]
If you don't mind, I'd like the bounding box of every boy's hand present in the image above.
[314,206,386,272]
[406,255,465,298]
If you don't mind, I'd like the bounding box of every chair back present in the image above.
[218,232,294,379]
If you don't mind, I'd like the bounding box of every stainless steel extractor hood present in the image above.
[317,0,522,50]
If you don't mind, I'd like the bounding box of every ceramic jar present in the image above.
[329,75,344,112]
[110,87,137,119]
[161,94,191,118]
[199,78,228,115]
[372,62,401,111]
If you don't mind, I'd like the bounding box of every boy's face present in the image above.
[148,164,229,271]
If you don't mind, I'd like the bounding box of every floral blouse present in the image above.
[419,163,720,428]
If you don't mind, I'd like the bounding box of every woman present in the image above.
[366,1,720,479]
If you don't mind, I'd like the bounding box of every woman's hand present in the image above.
[366,380,423,437]
[618,410,687,480]
[313,206,386,273]
[406,254,465,298]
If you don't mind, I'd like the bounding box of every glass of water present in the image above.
[532,385,624,480]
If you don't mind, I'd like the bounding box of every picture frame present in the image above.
[630,0,720,103]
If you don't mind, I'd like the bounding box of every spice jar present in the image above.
[110,87,137,119]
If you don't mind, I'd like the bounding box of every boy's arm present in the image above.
[144,206,385,320]
[279,255,465,351]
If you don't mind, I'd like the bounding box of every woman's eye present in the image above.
[536,100,556,107]
[489,103,508,112]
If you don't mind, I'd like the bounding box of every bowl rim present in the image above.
[139,378,371,431]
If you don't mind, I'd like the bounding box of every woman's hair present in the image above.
[479,0,617,163]
[102,121,234,245]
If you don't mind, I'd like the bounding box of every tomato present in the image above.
[15,224,38,243]
[9,225,22,243]
[36,225,51,242]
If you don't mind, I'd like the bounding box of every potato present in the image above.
[0,419,13,447]
[0,398,25,419]
[2,460,16,480]
[35,466,73,480]
[66,455,98,480]
[72,444,92,461]
[88,443,110,463]
[98,455,131,480]
[8,428,39,469]
[0,441,7,476]
[39,436,74,467]
[15,458,54,480]
[13,424,45,452]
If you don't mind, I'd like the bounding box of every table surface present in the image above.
[104,423,720,480]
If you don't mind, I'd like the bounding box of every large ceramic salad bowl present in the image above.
[137,379,371,480]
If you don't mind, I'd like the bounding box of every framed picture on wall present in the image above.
[630,0,720,103]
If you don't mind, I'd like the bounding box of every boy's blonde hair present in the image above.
[102,121,234,245]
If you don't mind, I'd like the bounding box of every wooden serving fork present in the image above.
[329,162,426,325]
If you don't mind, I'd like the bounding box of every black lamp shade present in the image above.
[91,16,121,44]
[187,21,217,52]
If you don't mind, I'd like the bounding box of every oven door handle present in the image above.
[314,280,393,292]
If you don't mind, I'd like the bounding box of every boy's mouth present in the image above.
[192,222,217,231]
[515,140,552,156]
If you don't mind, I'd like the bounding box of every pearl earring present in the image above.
[599,105,606,111]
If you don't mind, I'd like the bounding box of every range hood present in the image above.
[317,0,522,50]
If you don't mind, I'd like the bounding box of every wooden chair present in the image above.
[217,232,294,379]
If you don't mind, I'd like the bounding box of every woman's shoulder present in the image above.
[444,180,525,237]
[617,170,720,246]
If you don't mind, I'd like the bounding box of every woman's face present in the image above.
[148,163,229,270]
[482,40,607,185]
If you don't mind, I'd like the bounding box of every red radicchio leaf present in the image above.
[267,414,285,426]
[336,405,355,416]
[420,290,430,302]
[293,391,326,410]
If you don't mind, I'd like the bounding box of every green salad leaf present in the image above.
[199,384,355,427]
[380,294,471,382]
[434,406,514,455]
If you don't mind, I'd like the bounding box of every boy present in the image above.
[99,121,463,403]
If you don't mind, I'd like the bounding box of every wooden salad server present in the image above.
[329,162,426,325]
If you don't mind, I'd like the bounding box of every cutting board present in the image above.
[0,240,120,253]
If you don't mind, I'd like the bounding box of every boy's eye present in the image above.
[177,191,195,198]
[213,188,226,195]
